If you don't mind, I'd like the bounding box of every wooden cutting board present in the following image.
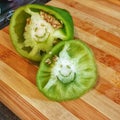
[0,0,120,119]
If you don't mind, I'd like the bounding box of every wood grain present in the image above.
[0,0,120,119]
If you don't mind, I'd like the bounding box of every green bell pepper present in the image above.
[9,4,74,61]
[37,40,97,101]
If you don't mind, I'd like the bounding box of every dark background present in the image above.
[0,0,50,120]
[0,0,50,29]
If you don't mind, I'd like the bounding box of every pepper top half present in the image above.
[9,4,74,61]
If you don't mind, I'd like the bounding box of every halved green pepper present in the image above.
[37,40,97,101]
[9,4,74,61]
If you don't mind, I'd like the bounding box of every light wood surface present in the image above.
[0,0,120,119]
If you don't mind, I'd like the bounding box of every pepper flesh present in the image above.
[9,4,74,61]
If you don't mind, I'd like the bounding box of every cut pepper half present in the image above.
[37,40,97,101]
[9,4,74,61]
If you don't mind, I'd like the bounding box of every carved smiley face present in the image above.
[37,40,97,101]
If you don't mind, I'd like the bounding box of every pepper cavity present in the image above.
[24,9,64,43]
